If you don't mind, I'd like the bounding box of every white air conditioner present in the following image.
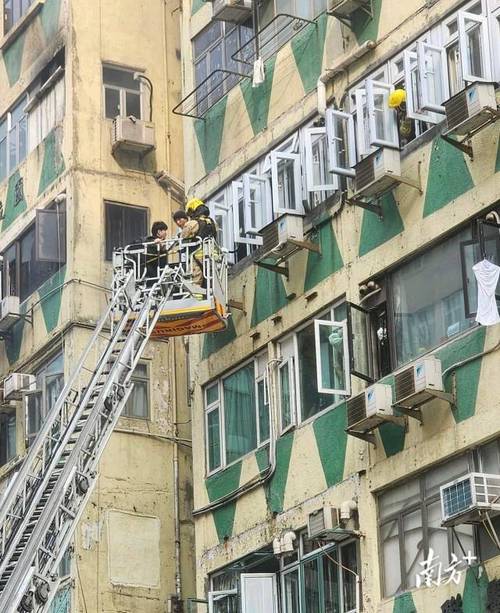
[444,82,497,136]
[346,383,393,432]
[0,297,21,333]
[394,356,443,408]
[112,116,155,154]
[4,373,36,401]
[328,0,370,17]
[440,472,500,527]
[260,213,304,260]
[211,0,253,24]
[353,148,401,199]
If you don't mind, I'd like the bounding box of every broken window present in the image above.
[104,201,148,261]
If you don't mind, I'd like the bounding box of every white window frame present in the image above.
[304,126,339,193]
[416,40,448,114]
[242,172,269,237]
[278,337,297,434]
[458,10,493,83]
[102,64,144,120]
[365,78,399,149]
[255,352,270,447]
[403,48,440,123]
[208,190,234,260]
[270,151,303,215]
[208,589,238,613]
[205,382,224,476]
[325,108,356,178]
[313,319,350,396]
[490,6,500,82]
[240,573,278,613]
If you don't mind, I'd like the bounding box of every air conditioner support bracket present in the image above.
[228,299,245,314]
[0,313,33,340]
[441,107,500,161]
[287,238,321,254]
[256,260,289,278]
[329,0,373,26]
[346,430,377,446]
[392,404,424,423]
[347,415,406,446]
[345,196,383,219]
[391,162,423,194]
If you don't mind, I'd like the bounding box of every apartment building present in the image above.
[0,1,194,612]
[180,0,500,611]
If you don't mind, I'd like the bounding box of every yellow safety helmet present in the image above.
[186,198,204,214]
[388,89,406,109]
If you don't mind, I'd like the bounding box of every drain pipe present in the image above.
[317,40,377,116]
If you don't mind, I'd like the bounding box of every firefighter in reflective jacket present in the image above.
[173,199,217,290]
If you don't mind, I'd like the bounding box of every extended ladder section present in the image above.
[0,237,228,613]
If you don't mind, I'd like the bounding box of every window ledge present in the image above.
[0,0,45,52]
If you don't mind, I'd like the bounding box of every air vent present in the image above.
[444,90,468,131]
[261,222,279,255]
[394,367,415,403]
[355,155,375,191]
[347,394,366,428]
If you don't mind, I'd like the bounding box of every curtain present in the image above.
[223,364,256,464]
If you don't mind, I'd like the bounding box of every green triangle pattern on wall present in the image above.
[2,170,27,232]
[5,302,27,366]
[251,261,289,326]
[393,592,417,613]
[38,129,65,196]
[495,135,500,172]
[313,403,348,487]
[351,0,382,45]
[304,220,343,292]
[240,56,277,136]
[256,431,294,514]
[40,0,62,40]
[423,137,474,218]
[191,0,205,14]
[202,316,237,360]
[194,96,228,175]
[462,565,489,613]
[358,191,404,257]
[38,266,66,333]
[435,326,486,423]
[291,13,328,94]
[377,375,407,457]
[205,460,242,542]
[3,32,26,86]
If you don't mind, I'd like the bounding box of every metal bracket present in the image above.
[346,429,377,446]
[392,389,456,423]
[345,196,383,219]
[329,0,373,26]
[287,238,321,254]
[255,260,289,278]
[393,404,423,424]
[390,161,423,194]
[228,299,245,313]
[441,107,500,161]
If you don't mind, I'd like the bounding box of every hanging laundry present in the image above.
[472,259,500,326]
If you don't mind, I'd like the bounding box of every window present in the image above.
[0,96,27,183]
[262,0,327,22]
[2,205,66,301]
[193,20,253,113]
[3,0,33,33]
[104,201,148,261]
[204,353,269,473]
[281,534,359,613]
[303,123,338,207]
[27,70,65,151]
[123,362,149,419]
[325,109,356,179]
[103,65,143,120]
[0,407,16,467]
[25,353,64,446]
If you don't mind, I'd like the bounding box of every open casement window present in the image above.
[270,151,303,215]
[205,383,222,474]
[241,573,278,613]
[36,208,66,263]
[416,41,448,114]
[242,173,269,237]
[208,589,238,613]
[403,48,443,123]
[209,193,233,257]
[232,180,262,246]
[346,302,375,383]
[458,11,492,83]
[304,126,339,193]
[278,337,296,433]
[460,218,500,318]
[255,353,270,446]
[313,319,350,396]
[365,79,399,149]
[325,108,356,178]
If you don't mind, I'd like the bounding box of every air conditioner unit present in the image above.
[353,148,401,199]
[328,0,370,17]
[307,507,352,542]
[440,472,500,527]
[260,213,304,260]
[394,356,443,409]
[346,383,393,432]
[112,116,155,154]
[4,373,36,401]
[444,82,497,136]
[0,297,21,333]
[211,0,253,24]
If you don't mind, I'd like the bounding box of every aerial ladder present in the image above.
[0,237,228,613]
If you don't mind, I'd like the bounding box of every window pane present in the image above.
[323,552,340,613]
[392,227,473,366]
[447,42,462,96]
[466,21,485,78]
[277,158,297,210]
[105,202,147,261]
[36,209,66,263]
[0,410,16,466]
[426,499,449,571]
[479,440,500,474]
[381,519,401,596]
[193,21,222,58]
[304,558,320,613]
[299,323,334,419]
[125,91,141,119]
[404,509,423,589]
[316,322,347,393]
[103,66,140,90]
[258,379,270,443]
[341,542,358,612]
[206,383,219,406]
[4,243,18,297]
[280,363,292,430]
[20,227,36,300]
[424,455,470,498]
[223,364,257,464]
[26,391,43,444]
[283,569,300,613]
[104,87,121,119]
[207,408,221,472]
[124,363,149,419]
[0,121,7,181]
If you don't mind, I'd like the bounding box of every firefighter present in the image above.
[388,88,415,146]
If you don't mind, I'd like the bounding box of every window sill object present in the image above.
[0,0,45,51]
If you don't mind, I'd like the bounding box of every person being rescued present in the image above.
[172,198,217,297]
